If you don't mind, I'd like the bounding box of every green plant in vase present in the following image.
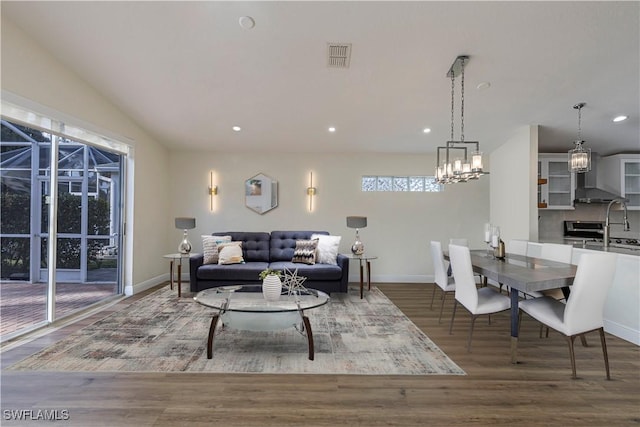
[259,268,282,280]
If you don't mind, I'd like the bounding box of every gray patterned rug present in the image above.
[8,286,465,375]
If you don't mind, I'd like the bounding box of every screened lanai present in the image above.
[1,119,124,339]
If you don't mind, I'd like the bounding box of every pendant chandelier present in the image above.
[435,55,488,184]
[568,102,591,173]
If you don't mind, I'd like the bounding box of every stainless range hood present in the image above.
[574,155,624,204]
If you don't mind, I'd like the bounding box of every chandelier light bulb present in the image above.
[471,151,483,171]
[453,159,463,174]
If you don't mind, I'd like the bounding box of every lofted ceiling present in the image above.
[2,1,638,156]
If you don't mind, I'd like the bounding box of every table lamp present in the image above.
[175,217,196,254]
[346,216,367,255]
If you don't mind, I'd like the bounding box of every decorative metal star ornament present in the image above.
[281,266,308,297]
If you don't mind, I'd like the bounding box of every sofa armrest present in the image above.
[189,253,204,292]
[336,253,350,293]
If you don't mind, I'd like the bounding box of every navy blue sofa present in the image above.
[189,231,349,294]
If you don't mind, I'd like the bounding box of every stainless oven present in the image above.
[563,221,604,239]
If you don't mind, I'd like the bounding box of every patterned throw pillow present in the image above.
[218,241,244,265]
[291,239,319,265]
[311,234,342,265]
[202,235,231,264]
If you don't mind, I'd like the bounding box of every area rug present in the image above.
[8,286,465,375]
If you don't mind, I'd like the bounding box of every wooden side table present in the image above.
[163,253,190,297]
[343,254,378,299]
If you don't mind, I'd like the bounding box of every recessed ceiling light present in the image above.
[328,127,336,133]
[476,82,491,90]
[232,126,242,132]
[423,128,431,134]
[613,115,628,122]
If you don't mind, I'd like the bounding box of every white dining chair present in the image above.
[541,243,573,264]
[448,238,483,285]
[541,243,574,298]
[448,244,511,352]
[530,242,576,338]
[524,243,574,301]
[518,252,618,379]
[508,239,529,256]
[430,241,456,323]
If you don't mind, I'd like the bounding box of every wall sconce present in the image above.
[306,172,317,212]
[208,171,218,211]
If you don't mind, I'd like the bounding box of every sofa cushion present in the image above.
[213,232,270,262]
[291,239,319,265]
[270,230,329,261]
[197,262,270,281]
[268,261,343,281]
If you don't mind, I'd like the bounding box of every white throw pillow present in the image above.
[218,242,244,265]
[311,234,342,265]
[202,235,231,264]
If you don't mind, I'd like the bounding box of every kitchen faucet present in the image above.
[603,198,630,249]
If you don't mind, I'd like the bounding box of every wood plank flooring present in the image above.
[1,283,639,426]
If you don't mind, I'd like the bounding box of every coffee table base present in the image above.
[206,311,315,361]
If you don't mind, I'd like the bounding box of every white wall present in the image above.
[170,151,490,283]
[1,17,171,293]
[489,125,539,242]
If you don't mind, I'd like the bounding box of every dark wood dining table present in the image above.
[444,249,577,363]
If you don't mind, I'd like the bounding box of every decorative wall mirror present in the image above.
[245,173,278,214]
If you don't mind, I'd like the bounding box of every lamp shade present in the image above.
[346,216,367,229]
[175,217,196,230]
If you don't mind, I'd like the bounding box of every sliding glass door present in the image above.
[0,121,47,333]
[1,119,125,339]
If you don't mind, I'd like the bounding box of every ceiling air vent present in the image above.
[327,43,352,68]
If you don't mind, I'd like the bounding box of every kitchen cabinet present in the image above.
[600,154,640,210]
[538,154,575,209]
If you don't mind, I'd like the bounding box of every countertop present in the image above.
[541,239,640,257]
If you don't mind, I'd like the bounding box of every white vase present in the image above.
[262,275,282,301]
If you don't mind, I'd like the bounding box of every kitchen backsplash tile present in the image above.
[539,204,640,240]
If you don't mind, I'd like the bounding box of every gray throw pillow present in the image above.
[291,239,319,265]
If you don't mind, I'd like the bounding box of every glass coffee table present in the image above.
[193,285,330,361]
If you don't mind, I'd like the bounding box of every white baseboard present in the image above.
[125,273,193,296]
[349,274,433,284]
[604,319,640,346]
[125,273,167,296]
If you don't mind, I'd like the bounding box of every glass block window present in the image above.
[361,176,377,192]
[375,176,392,191]
[361,176,443,192]
[393,177,408,191]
